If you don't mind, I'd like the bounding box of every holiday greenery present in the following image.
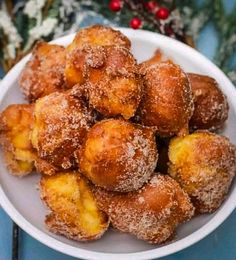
[0,0,235,83]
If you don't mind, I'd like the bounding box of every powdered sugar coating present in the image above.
[188,73,229,131]
[168,131,236,213]
[19,42,66,102]
[31,91,95,175]
[65,44,141,119]
[85,45,142,119]
[64,25,141,118]
[65,45,107,87]
[79,119,158,192]
[138,61,194,137]
[94,174,194,244]
[45,212,108,242]
[65,25,131,88]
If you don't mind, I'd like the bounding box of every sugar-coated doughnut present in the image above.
[93,174,194,244]
[66,45,141,119]
[188,73,229,131]
[65,25,131,88]
[0,104,36,176]
[40,171,109,241]
[86,45,142,119]
[168,131,236,213]
[79,119,158,192]
[138,61,194,137]
[19,42,66,102]
[31,91,95,175]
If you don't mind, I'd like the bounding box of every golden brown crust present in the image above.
[0,104,36,176]
[40,171,109,241]
[19,42,66,102]
[65,25,131,88]
[64,47,90,88]
[79,119,158,192]
[34,157,59,176]
[66,44,142,119]
[188,73,229,131]
[168,131,236,213]
[138,61,194,137]
[93,174,194,244]
[86,45,142,119]
[31,91,95,175]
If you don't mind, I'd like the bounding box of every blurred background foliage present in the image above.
[0,0,235,83]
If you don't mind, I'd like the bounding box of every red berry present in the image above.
[130,17,142,30]
[165,26,174,36]
[156,7,170,20]
[109,0,121,12]
[145,1,157,12]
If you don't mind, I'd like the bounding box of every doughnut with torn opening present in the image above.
[0,104,36,176]
[40,171,109,241]
[168,131,236,213]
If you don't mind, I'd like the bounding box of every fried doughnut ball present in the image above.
[66,45,141,119]
[94,174,194,244]
[168,131,236,213]
[87,45,141,119]
[79,119,158,192]
[19,42,66,102]
[31,91,95,175]
[0,104,36,176]
[138,61,194,137]
[65,25,131,88]
[88,46,142,119]
[40,171,109,241]
[188,73,229,131]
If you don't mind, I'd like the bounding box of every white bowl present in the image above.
[0,28,236,260]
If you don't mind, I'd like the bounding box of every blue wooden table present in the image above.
[0,1,236,259]
[1,209,236,260]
